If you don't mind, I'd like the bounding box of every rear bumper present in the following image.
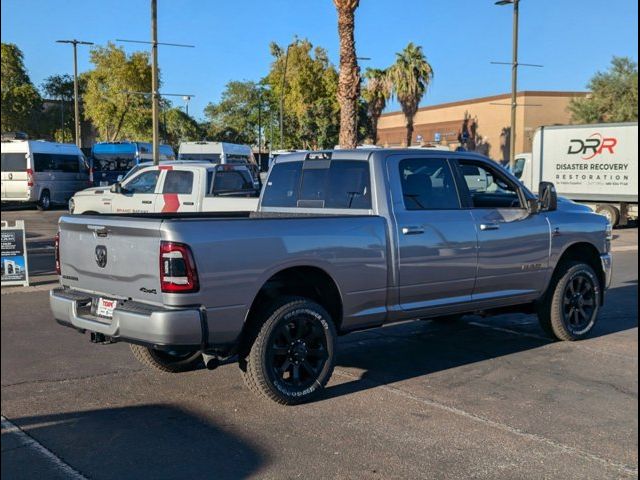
[600,253,613,290]
[50,287,204,349]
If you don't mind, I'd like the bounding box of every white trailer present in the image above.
[513,122,638,226]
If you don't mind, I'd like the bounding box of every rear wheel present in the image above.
[595,204,620,227]
[241,297,336,405]
[130,344,202,373]
[37,190,51,211]
[538,261,601,341]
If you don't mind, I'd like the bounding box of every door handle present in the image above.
[141,200,152,204]
[402,226,425,235]
[480,223,500,231]
[183,201,194,206]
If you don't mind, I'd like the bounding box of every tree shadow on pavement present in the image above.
[2,404,266,480]
[321,283,638,402]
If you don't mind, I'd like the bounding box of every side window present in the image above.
[33,153,52,172]
[162,170,193,194]
[458,161,522,208]
[261,161,303,207]
[212,170,254,195]
[399,158,460,210]
[123,170,160,194]
[512,158,526,179]
[55,154,80,173]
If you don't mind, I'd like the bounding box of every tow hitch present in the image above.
[90,332,116,344]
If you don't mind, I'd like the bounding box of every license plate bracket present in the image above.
[94,297,117,318]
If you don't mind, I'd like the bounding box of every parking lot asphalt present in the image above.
[1,208,638,479]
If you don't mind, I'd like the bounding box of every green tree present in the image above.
[41,74,86,142]
[265,39,340,149]
[1,43,42,135]
[333,0,360,148]
[569,56,638,124]
[161,107,202,150]
[388,43,434,146]
[362,68,391,144]
[203,80,268,146]
[82,43,154,141]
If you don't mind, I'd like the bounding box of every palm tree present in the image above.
[333,0,360,148]
[362,68,391,145]
[388,43,434,146]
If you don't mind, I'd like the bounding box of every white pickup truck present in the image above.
[69,162,260,214]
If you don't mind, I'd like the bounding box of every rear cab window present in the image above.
[207,168,255,196]
[262,159,371,210]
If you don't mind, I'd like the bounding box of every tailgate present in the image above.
[58,215,164,304]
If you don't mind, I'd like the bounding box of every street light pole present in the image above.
[182,95,191,116]
[56,39,93,148]
[151,0,160,165]
[279,43,292,149]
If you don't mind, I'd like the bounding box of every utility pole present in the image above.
[492,0,542,168]
[151,0,160,164]
[257,88,263,158]
[508,0,519,170]
[56,39,93,148]
[117,0,194,165]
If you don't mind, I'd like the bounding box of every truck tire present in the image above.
[595,204,620,227]
[537,261,601,341]
[241,297,337,405]
[37,190,51,211]
[130,344,202,373]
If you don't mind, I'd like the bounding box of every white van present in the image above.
[178,142,260,182]
[1,138,89,210]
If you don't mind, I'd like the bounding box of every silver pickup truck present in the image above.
[51,149,613,404]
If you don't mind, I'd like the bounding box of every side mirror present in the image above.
[539,181,558,212]
[110,182,123,194]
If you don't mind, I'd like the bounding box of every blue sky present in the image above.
[2,0,637,120]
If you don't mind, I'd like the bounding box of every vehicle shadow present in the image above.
[2,405,266,480]
[321,283,638,402]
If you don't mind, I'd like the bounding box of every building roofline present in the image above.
[380,90,589,118]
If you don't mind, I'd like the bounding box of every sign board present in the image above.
[416,134,423,143]
[434,132,441,142]
[1,220,30,287]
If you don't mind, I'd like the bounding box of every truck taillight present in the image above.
[26,168,34,187]
[54,232,61,275]
[159,241,199,293]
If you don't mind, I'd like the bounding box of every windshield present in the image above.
[178,153,222,163]
[92,154,136,172]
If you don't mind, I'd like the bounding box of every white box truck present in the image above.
[513,122,638,226]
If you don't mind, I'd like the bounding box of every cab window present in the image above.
[399,158,460,210]
[123,170,160,194]
[163,170,193,194]
[457,161,522,208]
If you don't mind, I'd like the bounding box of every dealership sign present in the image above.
[1,220,30,287]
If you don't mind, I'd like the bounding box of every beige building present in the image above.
[376,91,588,163]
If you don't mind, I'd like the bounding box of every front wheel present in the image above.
[538,261,601,341]
[130,344,202,373]
[241,297,336,405]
